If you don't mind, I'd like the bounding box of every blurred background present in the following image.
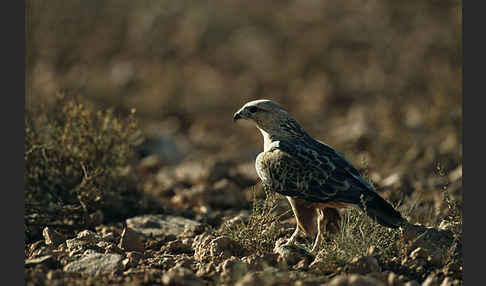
[25,0,462,216]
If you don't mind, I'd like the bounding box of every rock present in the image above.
[235,272,265,286]
[162,266,205,286]
[220,257,249,282]
[241,253,280,271]
[387,272,398,286]
[273,239,313,267]
[118,227,145,252]
[29,240,47,256]
[440,277,453,286]
[30,244,53,258]
[122,251,143,269]
[294,277,330,286]
[127,251,143,264]
[403,281,420,286]
[402,224,454,267]
[63,253,123,276]
[66,230,102,250]
[104,244,125,255]
[166,239,193,254]
[174,256,196,269]
[347,255,381,274]
[101,232,116,242]
[326,274,386,286]
[381,173,401,187]
[308,257,337,274]
[77,230,102,242]
[46,269,64,280]
[25,255,57,268]
[210,236,247,261]
[409,247,427,260]
[422,273,440,286]
[126,215,202,237]
[448,165,462,182]
[196,262,217,278]
[42,227,65,246]
[192,233,215,263]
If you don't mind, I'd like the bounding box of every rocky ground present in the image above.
[25,150,462,286]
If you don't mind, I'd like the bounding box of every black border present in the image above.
[17,1,468,285]
[4,0,26,284]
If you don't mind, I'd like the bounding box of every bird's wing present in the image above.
[312,139,376,192]
[256,140,375,205]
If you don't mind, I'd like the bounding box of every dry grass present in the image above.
[219,185,289,256]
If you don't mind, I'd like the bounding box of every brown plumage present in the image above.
[233,99,407,252]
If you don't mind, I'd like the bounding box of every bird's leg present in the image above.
[285,226,300,246]
[311,209,325,253]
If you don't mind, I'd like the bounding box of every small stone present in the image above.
[403,281,419,286]
[31,245,53,258]
[273,241,313,267]
[83,249,99,256]
[220,257,249,282]
[166,239,192,254]
[29,240,46,256]
[66,230,101,250]
[102,232,116,242]
[122,258,131,269]
[77,230,101,242]
[422,274,439,286]
[326,274,385,286]
[210,236,247,261]
[162,266,205,286]
[410,247,427,260]
[174,256,196,269]
[105,244,125,255]
[63,253,123,276]
[235,272,265,286]
[119,227,145,252]
[42,227,65,246]
[25,255,56,268]
[440,277,452,286]
[46,269,64,280]
[387,272,397,286]
[347,255,381,274]
[126,215,202,238]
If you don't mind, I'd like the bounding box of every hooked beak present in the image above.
[233,112,242,122]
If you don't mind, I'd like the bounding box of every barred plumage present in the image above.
[234,99,406,252]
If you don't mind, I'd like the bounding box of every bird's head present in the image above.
[233,99,307,139]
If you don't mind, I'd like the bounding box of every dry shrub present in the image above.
[25,93,140,241]
[316,205,402,269]
[219,186,288,256]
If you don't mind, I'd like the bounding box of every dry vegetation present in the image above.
[25,1,461,285]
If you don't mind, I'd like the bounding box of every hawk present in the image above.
[233,99,407,252]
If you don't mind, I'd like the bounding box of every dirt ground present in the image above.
[25,1,462,285]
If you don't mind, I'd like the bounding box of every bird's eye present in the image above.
[248,106,258,113]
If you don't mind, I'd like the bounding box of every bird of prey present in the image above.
[233,99,407,252]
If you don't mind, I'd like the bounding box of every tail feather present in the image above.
[359,191,406,228]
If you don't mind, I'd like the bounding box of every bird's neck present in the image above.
[258,128,274,151]
[258,127,307,151]
[257,118,310,151]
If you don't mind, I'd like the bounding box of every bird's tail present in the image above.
[359,191,407,228]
